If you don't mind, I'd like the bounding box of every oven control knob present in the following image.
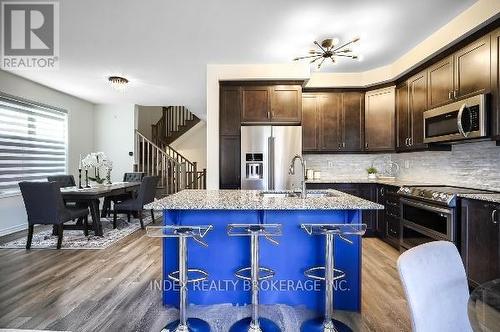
[439,193,448,201]
[432,193,439,199]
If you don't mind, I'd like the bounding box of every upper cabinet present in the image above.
[241,84,302,124]
[302,94,320,152]
[365,88,395,152]
[342,92,365,151]
[241,86,270,122]
[427,56,454,109]
[454,35,491,99]
[220,86,241,136]
[302,92,364,152]
[270,85,302,123]
[427,35,491,109]
[492,27,500,140]
[408,71,428,150]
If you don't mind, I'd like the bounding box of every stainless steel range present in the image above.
[397,186,492,250]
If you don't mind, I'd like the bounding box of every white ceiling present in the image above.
[7,0,477,118]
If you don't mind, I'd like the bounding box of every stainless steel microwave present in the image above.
[423,94,488,143]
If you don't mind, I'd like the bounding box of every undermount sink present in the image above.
[305,191,337,198]
[259,191,300,198]
[259,191,336,198]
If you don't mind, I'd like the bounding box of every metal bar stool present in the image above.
[300,223,366,332]
[227,224,282,332]
[147,225,214,332]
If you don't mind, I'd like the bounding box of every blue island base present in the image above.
[162,209,362,313]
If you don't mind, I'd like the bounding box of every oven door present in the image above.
[400,198,455,249]
[423,94,486,143]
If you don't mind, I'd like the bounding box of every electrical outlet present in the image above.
[404,160,410,169]
[327,161,334,168]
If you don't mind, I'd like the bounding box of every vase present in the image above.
[368,173,377,180]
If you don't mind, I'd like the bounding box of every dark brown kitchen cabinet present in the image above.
[397,71,431,151]
[319,93,342,151]
[427,56,454,108]
[270,85,302,123]
[241,86,270,122]
[241,85,302,124]
[492,27,500,140]
[341,92,364,151]
[219,135,240,189]
[302,93,319,151]
[461,199,500,287]
[454,35,491,99]
[220,86,241,135]
[302,92,364,152]
[364,88,395,152]
[396,82,410,150]
[408,71,427,149]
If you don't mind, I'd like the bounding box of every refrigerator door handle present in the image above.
[268,136,275,190]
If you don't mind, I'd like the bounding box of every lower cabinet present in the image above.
[461,199,500,287]
[219,135,240,189]
[306,183,377,237]
[377,184,401,250]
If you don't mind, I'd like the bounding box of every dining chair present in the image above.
[397,241,472,332]
[47,175,76,188]
[19,181,90,249]
[101,172,145,217]
[113,176,159,229]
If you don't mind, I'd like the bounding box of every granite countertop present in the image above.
[457,193,500,204]
[146,189,384,211]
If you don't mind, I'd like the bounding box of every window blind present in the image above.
[0,93,68,195]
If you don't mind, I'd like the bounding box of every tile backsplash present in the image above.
[304,140,500,191]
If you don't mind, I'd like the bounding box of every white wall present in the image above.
[170,121,207,169]
[136,105,163,140]
[0,70,95,236]
[94,104,136,182]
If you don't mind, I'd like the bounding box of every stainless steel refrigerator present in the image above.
[241,126,302,190]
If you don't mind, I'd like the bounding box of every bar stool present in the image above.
[227,224,282,332]
[147,225,214,332]
[300,223,366,332]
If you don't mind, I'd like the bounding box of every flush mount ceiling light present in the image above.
[293,37,361,69]
[108,76,129,91]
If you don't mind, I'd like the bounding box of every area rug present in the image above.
[0,215,154,250]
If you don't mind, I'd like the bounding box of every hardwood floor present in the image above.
[0,227,411,332]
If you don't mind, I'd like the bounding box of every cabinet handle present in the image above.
[493,210,498,224]
[448,91,453,100]
[380,187,385,195]
[453,90,458,99]
[409,137,413,146]
[267,111,271,119]
[405,138,409,146]
[342,142,346,148]
[365,142,368,149]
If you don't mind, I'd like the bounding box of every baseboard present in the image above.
[0,223,27,237]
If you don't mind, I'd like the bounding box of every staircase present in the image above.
[134,130,206,197]
[151,106,200,146]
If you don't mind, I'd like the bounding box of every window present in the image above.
[0,93,68,196]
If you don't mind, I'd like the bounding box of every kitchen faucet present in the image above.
[289,154,307,198]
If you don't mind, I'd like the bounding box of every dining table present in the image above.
[468,278,500,331]
[60,182,141,236]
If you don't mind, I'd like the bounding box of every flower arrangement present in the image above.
[81,152,112,184]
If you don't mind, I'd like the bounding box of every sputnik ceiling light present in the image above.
[108,76,129,91]
[293,37,361,69]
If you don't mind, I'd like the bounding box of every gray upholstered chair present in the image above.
[101,172,145,217]
[113,176,159,229]
[397,241,472,332]
[47,175,76,188]
[19,181,89,249]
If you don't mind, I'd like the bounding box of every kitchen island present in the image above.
[146,189,383,313]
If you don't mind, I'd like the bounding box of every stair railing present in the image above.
[135,130,185,195]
